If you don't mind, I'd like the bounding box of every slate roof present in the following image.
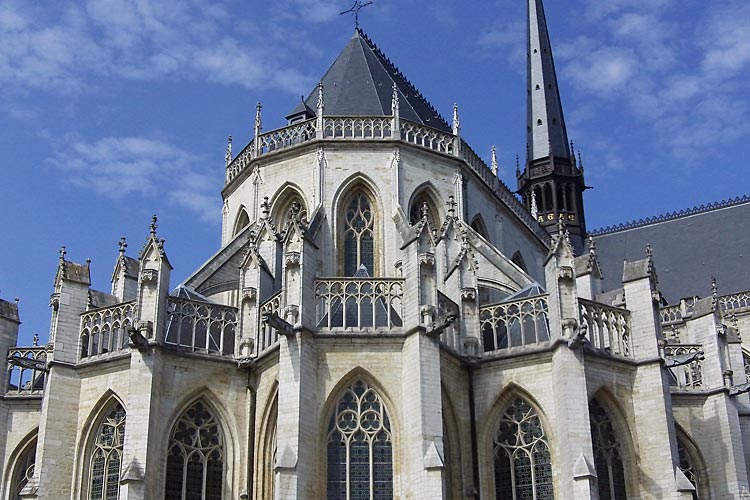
[170,285,215,303]
[288,29,451,132]
[0,298,19,323]
[593,198,750,304]
[88,290,119,309]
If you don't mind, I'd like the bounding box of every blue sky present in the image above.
[1,0,749,344]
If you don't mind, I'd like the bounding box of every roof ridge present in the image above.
[590,195,750,236]
[357,28,451,130]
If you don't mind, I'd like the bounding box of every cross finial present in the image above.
[150,215,158,237]
[340,1,373,30]
[59,245,67,262]
[261,196,270,218]
[118,236,127,256]
[420,201,429,220]
[556,213,565,234]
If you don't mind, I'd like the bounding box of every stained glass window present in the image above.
[589,400,627,500]
[164,400,224,500]
[327,380,393,500]
[493,398,554,499]
[89,403,126,500]
[677,438,700,499]
[10,439,36,500]
[343,192,375,277]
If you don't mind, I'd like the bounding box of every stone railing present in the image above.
[579,299,632,358]
[660,304,683,325]
[400,120,455,154]
[80,301,135,360]
[314,278,404,330]
[664,344,703,390]
[257,118,316,155]
[257,290,282,355]
[720,291,750,313]
[479,295,550,353]
[6,346,47,396]
[324,116,392,139]
[165,297,237,356]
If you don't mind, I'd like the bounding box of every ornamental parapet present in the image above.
[6,346,47,397]
[664,344,704,391]
[224,116,550,245]
[164,296,237,357]
[479,294,551,353]
[79,300,136,361]
[314,278,404,331]
[579,299,632,359]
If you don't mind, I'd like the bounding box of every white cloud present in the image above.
[51,136,221,222]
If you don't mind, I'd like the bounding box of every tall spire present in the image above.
[527,0,570,161]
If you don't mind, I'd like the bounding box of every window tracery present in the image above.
[677,438,700,499]
[165,400,224,500]
[89,403,126,500]
[10,438,36,500]
[589,400,627,500]
[493,398,554,499]
[342,191,375,276]
[327,380,393,500]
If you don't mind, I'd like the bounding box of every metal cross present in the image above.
[340,1,373,29]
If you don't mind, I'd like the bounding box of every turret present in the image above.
[518,0,588,253]
[134,216,172,342]
[111,236,139,302]
[0,297,20,390]
[48,246,91,364]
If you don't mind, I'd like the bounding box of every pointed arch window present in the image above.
[493,397,554,499]
[342,191,376,276]
[589,400,627,500]
[233,208,250,237]
[470,216,489,240]
[326,380,393,500]
[10,438,36,500]
[88,402,126,500]
[408,193,438,227]
[165,400,224,500]
[677,436,704,499]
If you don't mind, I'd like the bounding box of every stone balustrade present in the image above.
[664,344,704,390]
[579,299,632,358]
[165,297,237,356]
[257,290,282,355]
[79,301,135,360]
[6,346,47,396]
[479,294,551,353]
[314,278,404,330]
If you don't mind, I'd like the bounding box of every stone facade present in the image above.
[2,3,750,500]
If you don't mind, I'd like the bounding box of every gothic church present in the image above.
[2,1,750,499]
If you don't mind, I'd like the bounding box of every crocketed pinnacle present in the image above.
[527,0,571,161]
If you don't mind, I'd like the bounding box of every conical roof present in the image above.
[288,29,451,132]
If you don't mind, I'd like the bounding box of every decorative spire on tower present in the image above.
[452,103,460,136]
[530,191,538,220]
[527,0,570,161]
[491,146,498,176]
[225,136,232,167]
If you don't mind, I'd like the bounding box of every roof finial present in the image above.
[59,245,67,263]
[578,150,584,173]
[150,215,158,237]
[491,146,498,176]
[420,201,429,220]
[530,191,539,220]
[254,102,262,135]
[261,197,270,219]
[557,213,565,234]
[646,243,653,261]
[391,82,399,115]
[452,103,460,136]
[587,234,596,256]
[33,333,39,346]
[118,236,127,256]
[225,135,232,167]
[516,155,521,177]
[339,1,373,30]
[317,81,324,111]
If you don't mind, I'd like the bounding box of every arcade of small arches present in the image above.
[4,384,708,500]
[523,181,580,223]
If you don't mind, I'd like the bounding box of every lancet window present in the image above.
[10,438,36,500]
[165,400,224,500]
[677,438,700,499]
[493,398,554,499]
[589,400,627,500]
[326,380,393,500]
[88,403,126,500]
[342,191,376,276]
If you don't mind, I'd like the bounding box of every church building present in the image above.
[2,0,750,498]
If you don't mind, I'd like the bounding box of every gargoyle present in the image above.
[262,312,294,336]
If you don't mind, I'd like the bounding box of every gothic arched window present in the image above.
[233,208,250,237]
[326,380,393,500]
[88,402,126,500]
[677,435,704,499]
[10,438,36,500]
[342,191,376,276]
[589,400,627,500]
[408,193,438,227]
[493,397,554,499]
[165,400,224,500]
[471,215,489,240]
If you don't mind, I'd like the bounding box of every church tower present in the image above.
[518,0,588,253]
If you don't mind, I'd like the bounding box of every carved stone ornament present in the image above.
[285,251,301,267]
[461,287,477,302]
[557,266,574,282]
[463,337,480,357]
[284,305,300,325]
[651,290,662,304]
[49,292,60,310]
[136,320,154,339]
[420,305,435,327]
[242,287,257,302]
[419,252,436,268]
[141,268,159,284]
[239,338,255,357]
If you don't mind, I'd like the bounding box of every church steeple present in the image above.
[527,0,570,160]
[519,0,587,253]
